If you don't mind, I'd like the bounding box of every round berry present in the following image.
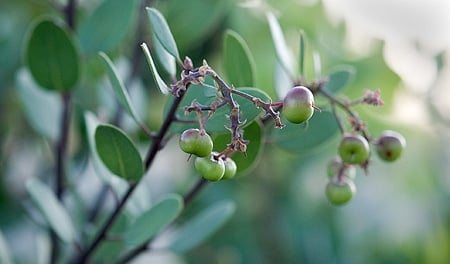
[179,128,213,157]
[194,153,225,182]
[222,157,237,180]
[325,179,356,206]
[338,134,370,164]
[375,130,406,162]
[282,86,315,124]
[326,157,356,180]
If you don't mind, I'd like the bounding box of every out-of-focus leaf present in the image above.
[141,43,171,94]
[146,7,180,60]
[98,52,141,123]
[323,65,356,93]
[16,68,62,141]
[271,111,338,154]
[298,30,306,76]
[125,194,183,246]
[26,178,76,243]
[169,86,270,134]
[78,0,139,54]
[0,230,12,264]
[213,121,263,175]
[24,19,80,91]
[152,34,176,77]
[95,124,143,182]
[274,60,294,99]
[223,30,255,87]
[168,200,236,253]
[266,12,295,78]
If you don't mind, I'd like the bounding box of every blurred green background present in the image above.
[1,0,449,263]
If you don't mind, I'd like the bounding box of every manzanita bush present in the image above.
[5,0,407,263]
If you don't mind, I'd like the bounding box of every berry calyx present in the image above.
[282,86,315,124]
[338,134,370,164]
[325,179,356,206]
[179,128,213,157]
[375,130,406,162]
[194,153,225,182]
[222,157,237,180]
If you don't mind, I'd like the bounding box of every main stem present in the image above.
[75,92,186,263]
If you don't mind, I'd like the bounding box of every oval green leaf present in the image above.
[16,68,62,141]
[125,194,184,247]
[213,121,263,175]
[223,30,255,87]
[24,19,80,91]
[98,52,141,123]
[78,0,139,54]
[146,7,180,60]
[323,65,356,93]
[271,111,339,154]
[152,34,176,77]
[25,178,76,243]
[168,200,236,253]
[266,12,295,78]
[141,43,171,94]
[95,124,143,182]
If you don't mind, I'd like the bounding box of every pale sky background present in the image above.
[321,0,450,125]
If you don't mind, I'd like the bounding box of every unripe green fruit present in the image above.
[179,128,213,157]
[194,154,225,182]
[338,134,370,164]
[282,86,315,124]
[327,157,356,180]
[325,179,356,206]
[222,157,237,180]
[375,130,406,162]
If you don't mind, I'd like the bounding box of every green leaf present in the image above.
[141,43,171,94]
[24,18,80,91]
[125,194,183,247]
[213,121,263,175]
[16,68,62,141]
[95,124,143,182]
[274,60,293,99]
[85,112,128,189]
[78,0,139,54]
[0,230,13,264]
[98,52,141,123]
[168,200,236,253]
[266,12,295,78]
[26,178,76,243]
[152,34,176,77]
[223,30,255,87]
[146,7,180,60]
[323,65,356,93]
[298,30,306,76]
[271,111,339,154]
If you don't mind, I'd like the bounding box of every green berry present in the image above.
[325,179,356,206]
[375,130,406,162]
[326,157,356,180]
[194,153,225,182]
[179,128,213,157]
[338,134,370,164]
[282,86,315,124]
[222,157,237,180]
